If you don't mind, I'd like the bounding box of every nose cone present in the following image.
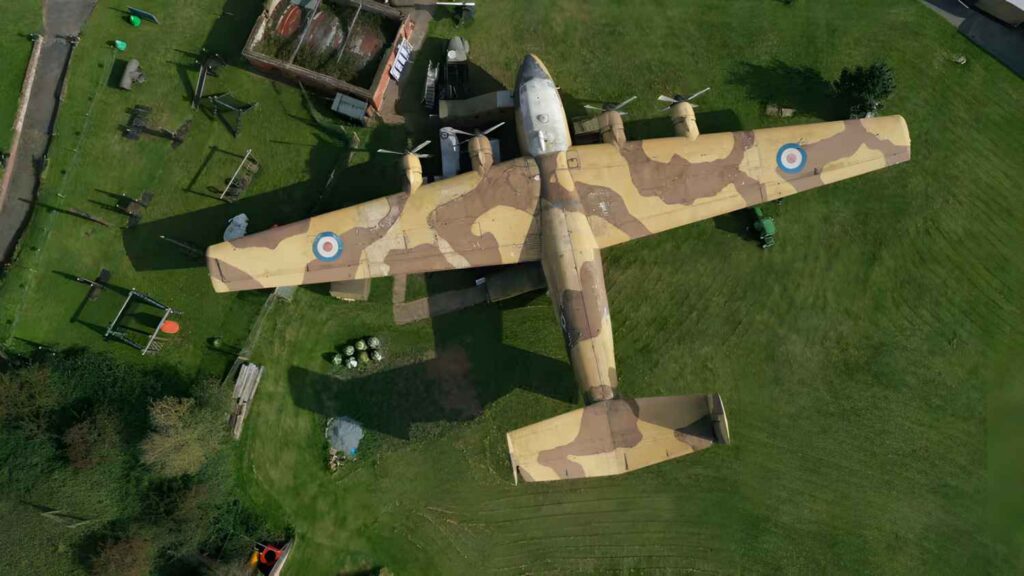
[516,53,551,87]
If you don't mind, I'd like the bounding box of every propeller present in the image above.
[448,122,506,144]
[450,121,505,140]
[377,139,432,158]
[657,87,710,111]
[584,95,637,115]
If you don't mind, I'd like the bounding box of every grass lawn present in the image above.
[0,0,1021,574]
[0,0,41,153]
[238,1,1023,574]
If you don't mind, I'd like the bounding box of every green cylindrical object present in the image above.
[113,40,128,51]
[355,339,367,351]
[129,15,142,27]
[357,351,370,364]
[331,353,344,366]
[343,345,355,357]
[368,336,381,349]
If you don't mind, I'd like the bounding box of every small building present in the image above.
[243,0,417,115]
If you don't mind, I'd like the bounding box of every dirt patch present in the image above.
[427,346,481,418]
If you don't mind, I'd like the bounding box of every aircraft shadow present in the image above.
[122,125,406,272]
[289,274,573,439]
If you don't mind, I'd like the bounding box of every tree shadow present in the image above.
[728,60,842,120]
[289,273,574,439]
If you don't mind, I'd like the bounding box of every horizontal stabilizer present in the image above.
[506,394,730,483]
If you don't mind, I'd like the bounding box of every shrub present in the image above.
[91,535,155,576]
[834,62,896,118]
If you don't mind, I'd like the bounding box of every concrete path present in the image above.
[920,0,1024,78]
[0,0,98,263]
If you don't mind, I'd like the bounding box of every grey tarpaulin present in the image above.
[325,417,364,456]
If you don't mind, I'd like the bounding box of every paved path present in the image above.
[0,0,98,264]
[920,0,1024,78]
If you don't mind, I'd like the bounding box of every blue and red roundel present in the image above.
[312,232,343,262]
[776,143,807,174]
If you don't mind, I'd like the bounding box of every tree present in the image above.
[91,535,155,576]
[63,411,120,470]
[140,395,224,477]
[834,62,896,118]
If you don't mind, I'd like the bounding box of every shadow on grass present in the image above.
[729,60,842,120]
[123,131,355,271]
[289,277,573,439]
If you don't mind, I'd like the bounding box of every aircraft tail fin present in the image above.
[506,393,730,483]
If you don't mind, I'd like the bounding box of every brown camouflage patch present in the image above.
[619,131,761,206]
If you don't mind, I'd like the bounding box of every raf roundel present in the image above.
[312,232,343,262]
[776,143,807,174]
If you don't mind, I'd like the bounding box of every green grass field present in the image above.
[1,0,1022,574]
[0,0,41,154]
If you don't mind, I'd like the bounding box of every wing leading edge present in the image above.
[206,159,541,292]
[570,115,911,248]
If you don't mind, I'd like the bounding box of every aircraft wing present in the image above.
[207,159,541,292]
[507,394,730,483]
[569,116,911,248]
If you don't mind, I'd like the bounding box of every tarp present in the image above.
[325,417,364,456]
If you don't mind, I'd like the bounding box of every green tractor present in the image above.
[752,206,776,249]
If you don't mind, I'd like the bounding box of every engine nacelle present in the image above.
[597,110,627,148]
[401,153,423,194]
[669,101,699,141]
[467,134,494,175]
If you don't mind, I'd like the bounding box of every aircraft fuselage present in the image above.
[514,55,618,403]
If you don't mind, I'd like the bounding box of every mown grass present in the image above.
[1,0,1021,574]
[239,1,1023,575]
[0,0,41,153]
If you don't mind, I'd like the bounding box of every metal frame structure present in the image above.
[104,289,179,355]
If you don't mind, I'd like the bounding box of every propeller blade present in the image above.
[414,153,432,159]
[410,140,432,154]
[657,94,677,104]
[612,95,637,111]
[687,87,711,101]
[584,104,605,112]
[481,121,506,135]
[377,149,404,155]
[660,105,673,112]
[448,128,473,136]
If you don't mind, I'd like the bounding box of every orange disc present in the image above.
[160,320,180,334]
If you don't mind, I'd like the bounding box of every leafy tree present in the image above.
[834,62,896,118]
[141,395,225,477]
[62,411,120,470]
[91,534,155,576]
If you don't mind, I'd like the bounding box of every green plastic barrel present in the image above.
[129,15,142,27]
[113,40,127,51]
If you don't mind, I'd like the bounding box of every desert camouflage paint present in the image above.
[207,54,910,482]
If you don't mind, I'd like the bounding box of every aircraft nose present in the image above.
[516,53,550,86]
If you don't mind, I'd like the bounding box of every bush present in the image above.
[91,534,156,576]
[62,411,120,470]
[834,62,896,118]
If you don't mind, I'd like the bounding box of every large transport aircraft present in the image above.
[207,54,911,483]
